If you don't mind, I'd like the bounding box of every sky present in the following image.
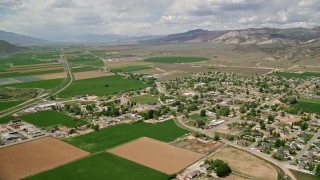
[0,0,319,39]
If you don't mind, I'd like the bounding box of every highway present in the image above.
[0,44,73,118]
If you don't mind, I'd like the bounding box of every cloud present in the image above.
[0,0,319,39]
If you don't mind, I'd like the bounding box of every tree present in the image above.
[216,163,232,177]
[196,119,205,128]
[69,128,77,134]
[200,109,206,117]
[288,97,297,104]
[214,134,220,141]
[93,124,100,131]
[259,120,266,130]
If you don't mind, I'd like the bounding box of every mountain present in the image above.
[0,30,50,46]
[142,29,227,43]
[142,27,320,45]
[0,40,27,54]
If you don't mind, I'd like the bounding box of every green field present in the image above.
[0,68,63,78]
[290,169,320,180]
[59,75,150,97]
[1,79,64,89]
[20,111,87,128]
[0,53,46,66]
[25,152,169,180]
[65,120,188,153]
[0,115,17,124]
[0,100,24,112]
[296,100,320,113]
[113,65,152,72]
[144,56,210,63]
[72,66,99,72]
[68,55,104,67]
[273,72,320,78]
[130,95,159,104]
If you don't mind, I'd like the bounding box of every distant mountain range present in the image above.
[0,40,28,54]
[1,27,320,45]
[143,27,320,45]
[0,30,50,46]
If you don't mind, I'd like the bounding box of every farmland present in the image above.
[273,71,320,78]
[20,111,87,128]
[296,100,320,113]
[0,100,24,111]
[112,65,152,72]
[144,56,210,63]
[58,75,150,97]
[2,79,64,89]
[130,95,159,104]
[65,120,189,153]
[0,137,89,180]
[26,152,169,180]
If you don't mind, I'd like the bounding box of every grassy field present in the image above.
[1,79,64,89]
[273,72,320,78]
[67,56,104,67]
[296,100,320,113]
[65,120,188,153]
[71,66,99,73]
[0,101,24,112]
[0,53,45,66]
[59,75,150,97]
[20,111,87,128]
[130,95,159,104]
[0,115,17,124]
[25,152,169,180]
[0,68,64,79]
[113,65,152,72]
[290,169,319,180]
[144,56,210,63]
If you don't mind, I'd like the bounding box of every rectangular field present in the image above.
[0,100,24,112]
[59,75,150,97]
[296,100,320,113]
[32,72,66,80]
[65,120,189,153]
[109,137,202,174]
[20,111,88,128]
[0,137,89,180]
[130,95,159,104]
[1,79,64,89]
[26,152,168,180]
[73,71,111,80]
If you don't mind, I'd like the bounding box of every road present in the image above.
[0,44,73,118]
[155,81,169,96]
[173,111,297,180]
[293,129,320,161]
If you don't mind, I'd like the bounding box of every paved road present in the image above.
[156,81,169,96]
[0,45,72,118]
[174,112,297,180]
[293,129,320,161]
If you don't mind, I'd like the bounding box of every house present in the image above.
[186,170,201,180]
[299,161,307,169]
[19,124,34,131]
[290,142,299,150]
[299,131,309,138]
[269,137,279,143]
[274,150,288,159]
[1,132,19,141]
[201,164,210,172]
[147,102,157,105]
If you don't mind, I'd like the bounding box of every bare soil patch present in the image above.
[108,137,202,174]
[32,72,67,80]
[0,137,89,180]
[172,137,224,154]
[209,146,277,180]
[73,71,111,80]
[10,63,61,69]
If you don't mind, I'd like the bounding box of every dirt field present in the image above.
[172,137,223,154]
[216,126,241,136]
[32,72,67,80]
[108,137,202,174]
[18,67,63,73]
[73,71,111,80]
[0,137,89,180]
[209,146,277,180]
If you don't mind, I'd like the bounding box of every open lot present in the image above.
[73,71,111,80]
[172,137,224,154]
[26,152,168,180]
[59,75,150,97]
[20,111,87,129]
[130,95,159,104]
[209,146,278,180]
[0,137,89,180]
[65,120,189,153]
[144,56,210,63]
[109,137,202,174]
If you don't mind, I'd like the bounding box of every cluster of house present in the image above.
[0,120,45,146]
[20,101,62,115]
[203,120,225,129]
[182,163,212,180]
[297,139,320,174]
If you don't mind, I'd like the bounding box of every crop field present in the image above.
[0,100,24,112]
[272,71,320,78]
[32,72,66,80]
[59,75,150,97]
[20,111,87,128]
[0,137,90,180]
[65,120,189,153]
[144,56,210,63]
[1,78,64,89]
[209,146,278,180]
[26,152,168,180]
[290,169,320,180]
[71,66,99,72]
[0,68,64,79]
[0,88,38,101]
[73,71,111,80]
[112,65,152,72]
[109,137,202,174]
[130,95,159,104]
[0,53,44,66]
[67,55,104,67]
[0,115,17,124]
[296,100,320,113]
